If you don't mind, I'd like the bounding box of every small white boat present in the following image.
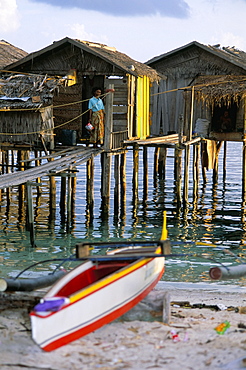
[30,215,168,351]
[30,243,165,351]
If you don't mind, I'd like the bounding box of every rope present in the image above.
[0,92,109,136]
[151,77,246,96]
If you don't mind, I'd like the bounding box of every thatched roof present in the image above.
[0,40,27,69]
[75,39,163,81]
[193,75,246,107]
[0,73,65,109]
[6,37,163,82]
[146,41,246,72]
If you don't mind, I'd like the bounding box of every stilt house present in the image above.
[5,37,162,148]
[146,41,246,139]
[0,73,65,148]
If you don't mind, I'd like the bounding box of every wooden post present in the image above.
[86,157,94,224]
[243,101,246,202]
[71,167,77,220]
[223,141,227,183]
[213,141,223,185]
[60,173,66,224]
[183,86,195,206]
[103,84,114,150]
[101,84,114,215]
[26,182,37,247]
[114,154,120,218]
[17,149,25,222]
[183,145,190,206]
[174,147,182,207]
[0,149,2,201]
[153,147,159,187]
[120,152,127,218]
[162,292,170,324]
[49,174,56,222]
[158,147,167,179]
[132,144,139,211]
[143,146,148,201]
[11,150,14,173]
[35,150,41,196]
[193,144,199,203]
[66,168,73,232]
[5,150,10,203]
[178,114,184,144]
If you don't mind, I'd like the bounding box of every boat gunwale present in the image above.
[31,255,158,319]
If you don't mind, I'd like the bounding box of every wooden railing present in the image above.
[111,130,128,150]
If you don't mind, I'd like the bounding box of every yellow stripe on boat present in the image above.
[69,255,158,304]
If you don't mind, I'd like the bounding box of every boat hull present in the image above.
[30,255,164,351]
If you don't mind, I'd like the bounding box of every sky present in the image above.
[0,0,246,63]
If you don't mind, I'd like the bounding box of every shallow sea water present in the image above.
[0,141,245,287]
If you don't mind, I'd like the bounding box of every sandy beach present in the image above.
[0,281,245,370]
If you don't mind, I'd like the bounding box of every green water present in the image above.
[0,142,245,286]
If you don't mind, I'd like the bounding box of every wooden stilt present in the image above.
[223,141,227,183]
[153,147,160,187]
[174,147,182,207]
[71,167,77,220]
[86,157,94,224]
[143,146,148,201]
[66,170,72,232]
[193,144,200,203]
[114,154,120,218]
[11,150,14,173]
[158,147,167,179]
[243,102,246,202]
[60,173,66,224]
[5,150,11,203]
[120,152,127,218]
[26,182,36,248]
[49,174,56,222]
[35,150,41,195]
[213,141,223,185]
[183,145,190,206]
[132,144,139,211]
[101,152,111,216]
[101,83,114,216]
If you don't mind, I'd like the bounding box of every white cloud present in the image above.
[70,23,107,45]
[2,0,246,63]
[0,0,19,33]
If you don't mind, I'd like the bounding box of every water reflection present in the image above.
[0,143,245,285]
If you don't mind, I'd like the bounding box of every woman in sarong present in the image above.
[88,87,105,147]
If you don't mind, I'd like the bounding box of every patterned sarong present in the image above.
[89,109,104,145]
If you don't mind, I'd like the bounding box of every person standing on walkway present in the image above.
[88,87,105,147]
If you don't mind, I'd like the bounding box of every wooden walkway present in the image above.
[0,146,102,189]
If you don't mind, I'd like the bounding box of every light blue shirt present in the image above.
[88,96,104,112]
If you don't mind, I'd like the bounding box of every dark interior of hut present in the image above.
[211,102,238,133]
[81,75,105,139]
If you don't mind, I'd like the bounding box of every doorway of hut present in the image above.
[82,76,105,140]
[211,102,237,133]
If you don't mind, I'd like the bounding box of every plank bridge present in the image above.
[0,146,102,189]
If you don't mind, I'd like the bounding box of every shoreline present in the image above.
[0,282,245,370]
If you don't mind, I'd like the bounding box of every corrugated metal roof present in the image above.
[0,73,65,109]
